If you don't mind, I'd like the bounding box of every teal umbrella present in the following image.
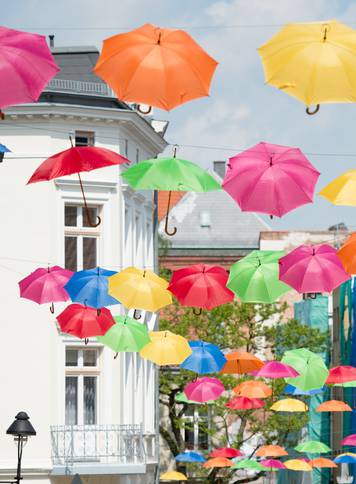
[282,348,329,391]
[295,440,331,454]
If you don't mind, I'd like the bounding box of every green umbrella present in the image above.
[122,155,220,236]
[97,315,150,355]
[334,380,356,387]
[227,250,291,303]
[175,391,214,405]
[295,440,331,454]
[282,348,329,391]
[232,459,268,471]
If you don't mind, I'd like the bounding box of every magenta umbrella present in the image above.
[222,142,320,218]
[341,435,356,446]
[261,459,286,470]
[255,361,299,379]
[19,266,73,313]
[184,377,224,403]
[0,27,59,115]
[279,244,350,295]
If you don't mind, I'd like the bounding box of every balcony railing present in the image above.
[44,78,116,97]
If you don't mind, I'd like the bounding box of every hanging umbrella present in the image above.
[209,448,243,458]
[334,453,356,464]
[139,330,191,365]
[270,399,308,412]
[255,361,299,379]
[180,340,227,374]
[222,142,319,217]
[168,264,234,313]
[279,244,350,295]
[0,143,11,162]
[316,400,352,412]
[227,250,291,303]
[256,445,288,457]
[19,265,73,313]
[338,233,356,274]
[97,315,150,356]
[258,20,356,114]
[232,459,268,471]
[175,451,206,463]
[284,459,312,471]
[326,366,356,384]
[64,267,119,309]
[233,380,272,399]
[184,377,224,403]
[161,471,187,481]
[108,267,172,314]
[28,144,128,227]
[221,350,264,374]
[283,384,325,396]
[282,348,329,391]
[225,396,265,410]
[341,435,356,446]
[56,303,115,342]
[320,171,356,207]
[203,457,233,468]
[261,459,286,470]
[334,380,356,388]
[94,23,218,111]
[310,457,337,468]
[295,441,331,454]
[175,391,201,404]
[122,152,220,236]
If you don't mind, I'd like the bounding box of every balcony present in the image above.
[50,424,156,475]
[44,78,116,98]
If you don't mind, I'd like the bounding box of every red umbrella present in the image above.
[168,264,234,314]
[326,366,356,384]
[56,303,115,342]
[209,448,243,458]
[225,396,265,410]
[27,142,129,227]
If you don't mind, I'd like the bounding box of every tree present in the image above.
[159,297,328,483]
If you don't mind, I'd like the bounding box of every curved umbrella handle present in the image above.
[84,338,89,345]
[114,352,118,359]
[193,308,202,316]
[50,302,55,314]
[137,104,152,115]
[306,104,320,115]
[164,190,177,237]
[78,173,101,227]
[133,309,141,320]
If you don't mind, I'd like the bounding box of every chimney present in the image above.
[213,160,226,179]
[49,35,55,48]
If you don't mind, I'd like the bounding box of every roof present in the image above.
[158,191,186,222]
[51,46,105,84]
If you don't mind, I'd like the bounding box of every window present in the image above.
[64,205,100,272]
[200,211,211,228]
[136,148,139,164]
[75,131,95,147]
[183,405,211,450]
[65,347,100,425]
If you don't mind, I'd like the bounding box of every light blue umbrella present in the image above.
[175,451,206,463]
[180,340,226,374]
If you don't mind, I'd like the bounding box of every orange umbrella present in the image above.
[221,350,264,374]
[203,457,233,468]
[233,380,272,399]
[338,233,356,274]
[94,23,218,111]
[310,457,337,469]
[316,400,352,412]
[256,445,288,457]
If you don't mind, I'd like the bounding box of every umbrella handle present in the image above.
[50,302,55,314]
[78,173,101,227]
[193,308,202,316]
[114,352,118,359]
[97,309,101,316]
[84,338,89,345]
[306,104,320,115]
[133,309,141,320]
[0,110,4,120]
[137,104,152,115]
[164,191,177,236]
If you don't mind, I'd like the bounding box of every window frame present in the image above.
[75,130,95,147]
[182,404,212,451]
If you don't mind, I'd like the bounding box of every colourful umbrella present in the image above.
[168,264,234,313]
[225,396,265,410]
[233,380,272,399]
[122,153,220,236]
[227,250,291,303]
[184,377,224,403]
[256,445,288,457]
[108,267,172,314]
[94,23,218,111]
[140,330,191,365]
[203,457,233,468]
[175,451,206,463]
[334,380,356,388]
[284,459,312,471]
[261,459,286,470]
[316,400,352,412]
[279,244,350,295]
[341,435,356,446]
[97,315,150,355]
[283,384,325,396]
[161,471,187,481]
[180,341,227,374]
[338,233,356,274]
[209,448,243,458]
[255,361,299,379]
[175,391,202,404]
[295,440,331,454]
[310,457,337,469]
[0,143,11,162]
[0,27,59,114]
[232,459,268,471]
[19,265,73,313]
[222,142,319,217]
[221,351,264,374]
[270,399,308,412]
[326,366,356,384]
[282,348,329,391]
[64,267,119,309]
[56,303,115,341]
[334,453,356,464]
[320,170,356,207]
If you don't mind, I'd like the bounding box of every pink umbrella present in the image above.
[279,244,350,295]
[184,377,224,403]
[341,435,356,446]
[19,266,73,313]
[255,361,299,379]
[222,142,320,218]
[225,396,265,410]
[0,27,59,114]
[261,459,286,470]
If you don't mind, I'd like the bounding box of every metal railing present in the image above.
[45,78,116,97]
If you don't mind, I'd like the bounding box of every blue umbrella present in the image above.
[0,143,11,162]
[283,384,325,396]
[180,340,226,374]
[175,451,206,463]
[65,267,119,308]
[334,453,356,464]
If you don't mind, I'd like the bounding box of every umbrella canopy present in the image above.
[210,448,243,458]
[320,170,356,207]
[261,459,286,470]
[341,435,356,446]
[175,451,206,463]
[255,360,299,379]
[168,264,234,311]
[334,380,356,388]
[284,384,325,396]
[284,459,312,471]
[184,377,224,403]
[0,27,59,111]
[175,391,202,404]
[227,250,291,303]
[221,351,264,374]
[108,267,172,312]
[97,315,150,353]
[338,233,356,274]
[258,20,356,113]
[256,445,288,457]
[203,457,233,468]
[295,440,331,454]
[233,380,272,399]
[222,142,319,217]
[225,396,265,410]
[270,399,308,412]
[232,459,268,471]
[140,330,191,365]
[56,304,115,340]
[64,267,119,309]
[161,471,187,481]
[94,23,218,111]
[0,143,11,162]
[310,457,337,468]
[180,340,227,374]
[326,366,356,384]
[316,400,352,412]
[279,244,350,294]
[334,453,356,464]
[282,348,329,391]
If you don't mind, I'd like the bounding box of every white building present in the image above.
[0,44,168,484]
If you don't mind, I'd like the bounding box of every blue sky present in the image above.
[5,0,356,230]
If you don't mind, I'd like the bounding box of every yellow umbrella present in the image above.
[161,471,187,481]
[108,267,172,312]
[258,20,356,114]
[270,398,308,412]
[320,170,356,206]
[139,330,192,365]
[284,459,312,471]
